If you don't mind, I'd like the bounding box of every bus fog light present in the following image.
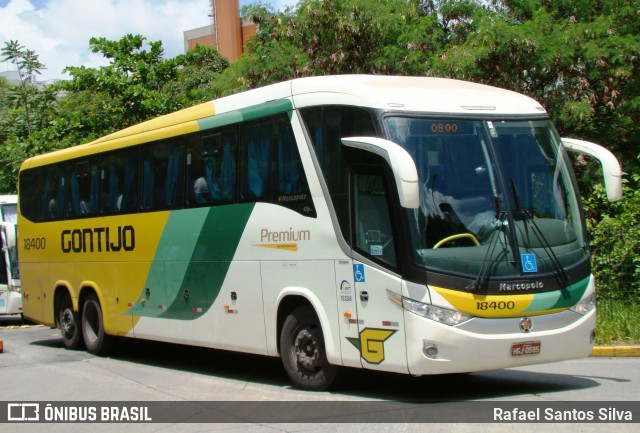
[590,330,596,344]
[423,342,438,359]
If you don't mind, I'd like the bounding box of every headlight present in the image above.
[570,292,596,315]
[388,290,471,326]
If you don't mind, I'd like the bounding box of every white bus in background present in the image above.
[0,195,21,316]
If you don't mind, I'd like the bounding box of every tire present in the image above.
[58,293,84,350]
[82,293,114,356]
[280,305,340,390]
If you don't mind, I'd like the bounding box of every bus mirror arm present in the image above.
[342,137,420,209]
[562,138,622,202]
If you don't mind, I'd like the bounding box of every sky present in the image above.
[0,0,297,82]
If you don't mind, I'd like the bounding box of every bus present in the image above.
[0,195,21,317]
[18,75,621,390]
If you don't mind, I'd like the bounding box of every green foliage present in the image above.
[431,1,640,174]
[0,36,229,193]
[165,45,229,105]
[596,301,640,344]
[59,34,182,132]
[583,163,640,304]
[214,0,445,94]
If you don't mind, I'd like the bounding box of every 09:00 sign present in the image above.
[431,123,458,133]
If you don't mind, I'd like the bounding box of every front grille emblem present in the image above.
[519,317,533,333]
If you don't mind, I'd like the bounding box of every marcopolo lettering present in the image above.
[499,281,544,292]
[61,226,135,253]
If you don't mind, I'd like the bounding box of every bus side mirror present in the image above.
[342,137,419,209]
[562,138,622,202]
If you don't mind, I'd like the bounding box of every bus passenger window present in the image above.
[141,139,185,210]
[241,121,271,201]
[186,129,237,207]
[101,150,138,214]
[41,168,66,221]
[240,115,315,216]
[70,161,99,217]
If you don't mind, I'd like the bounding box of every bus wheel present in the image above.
[280,305,340,390]
[82,293,114,356]
[58,294,83,350]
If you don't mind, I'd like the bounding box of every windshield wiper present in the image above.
[466,211,509,291]
[521,209,569,286]
[511,178,569,286]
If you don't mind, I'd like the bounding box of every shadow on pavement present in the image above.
[26,332,601,402]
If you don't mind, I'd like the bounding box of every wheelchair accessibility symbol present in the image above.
[521,253,538,273]
[353,264,365,282]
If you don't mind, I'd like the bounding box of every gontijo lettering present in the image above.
[61,226,135,253]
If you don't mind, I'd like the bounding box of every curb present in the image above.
[591,346,640,357]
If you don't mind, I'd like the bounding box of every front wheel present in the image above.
[82,293,114,356]
[280,305,340,390]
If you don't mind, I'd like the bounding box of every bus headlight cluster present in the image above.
[388,290,471,326]
[569,293,596,315]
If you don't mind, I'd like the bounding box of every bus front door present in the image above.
[349,169,408,374]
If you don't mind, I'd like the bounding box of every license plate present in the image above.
[511,341,541,356]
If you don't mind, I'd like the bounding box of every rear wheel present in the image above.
[58,293,83,350]
[82,293,114,355]
[280,305,340,390]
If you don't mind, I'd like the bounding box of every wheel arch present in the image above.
[53,282,75,324]
[275,290,339,363]
[77,283,111,331]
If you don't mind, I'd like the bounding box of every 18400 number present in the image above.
[24,237,46,250]
[476,301,515,311]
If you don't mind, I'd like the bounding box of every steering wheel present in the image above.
[433,233,480,249]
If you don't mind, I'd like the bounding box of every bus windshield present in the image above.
[385,117,587,280]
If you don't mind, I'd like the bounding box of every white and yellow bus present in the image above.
[18,75,621,389]
[0,195,21,316]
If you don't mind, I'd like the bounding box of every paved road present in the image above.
[0,316,638,432]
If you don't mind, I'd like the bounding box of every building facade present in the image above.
[183,0,256,62]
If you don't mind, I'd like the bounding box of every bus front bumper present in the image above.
[404,308,595,376]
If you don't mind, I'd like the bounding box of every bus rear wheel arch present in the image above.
[279,304,340,391]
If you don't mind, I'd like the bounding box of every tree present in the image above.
[59,34,182,133]
[430,1,640,174]
[0,36,230,193]
[214,0,444,95]
[1,40,46,137]
[164,45,230,105]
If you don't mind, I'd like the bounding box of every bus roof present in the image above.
[20,75,547,169]
[289,75,546,115]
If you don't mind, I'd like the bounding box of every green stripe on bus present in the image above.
[129,203,254,320]
[159,203,255,320]
[239,99,293,121]
[197,111,243,131]
[523,276,589,313]
[196,99,293,131]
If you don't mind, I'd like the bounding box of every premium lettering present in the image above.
[260,227,310,243]
[61,226,135,253]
